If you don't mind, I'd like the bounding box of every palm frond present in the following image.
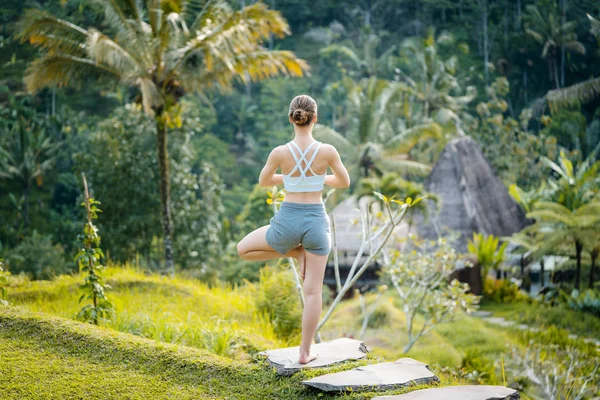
[312,124,357,161]
[23,55,120,92]
[385,122,443,154]
[86,29,146,75]
[546,77,600,107]
[188,49,307,91]
[16,8,88,55]
[319,44,361,65]
[376,157,431,176]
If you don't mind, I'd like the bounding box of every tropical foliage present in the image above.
[16,0,308,274]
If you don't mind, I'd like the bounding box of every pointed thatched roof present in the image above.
[413,136,532,252]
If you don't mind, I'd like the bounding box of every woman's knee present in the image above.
[303,286,322,297]
[236,240,247,258]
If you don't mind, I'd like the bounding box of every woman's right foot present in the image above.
[299,352,318,364]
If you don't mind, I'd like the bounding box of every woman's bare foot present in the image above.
[299,352,318,364]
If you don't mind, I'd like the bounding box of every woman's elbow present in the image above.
[258,178,270,187]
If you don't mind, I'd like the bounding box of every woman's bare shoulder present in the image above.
[318,143,339,158]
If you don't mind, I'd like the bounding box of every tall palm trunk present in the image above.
[23,179,30,229]
[575,240,582,290]
[590,247,598,290]
[156,114,175,276]
[540,256,545,287]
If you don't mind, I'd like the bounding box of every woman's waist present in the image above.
[280,198,325,210]
[282,191,324,205]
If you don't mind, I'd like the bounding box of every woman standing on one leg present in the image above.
[236,95,350,365]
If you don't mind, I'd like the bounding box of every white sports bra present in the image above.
[282,141,326,192]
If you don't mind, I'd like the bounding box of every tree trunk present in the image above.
[156,115,175,276]
[23,179,30,230]
[553,55,560,89]
[515,0,522,32]
[481,0,489,85]
[589,248,598,290]
[560,0,567,87]
[503,6,508,53]
[540,256,545,287]
[575,240,582,290]
[51,86,56,116]
[523,66,528,104]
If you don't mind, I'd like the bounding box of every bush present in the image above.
[461,349,497,384]
[252,265,302,342]
[3,231,69,280]
[566,289,600,318]
[483,277,527,303]
[366,304,389,329]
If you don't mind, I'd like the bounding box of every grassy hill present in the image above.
[0,304,463,399]
[2,265,598,399]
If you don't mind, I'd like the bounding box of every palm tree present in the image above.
[524,5,586,89]
[17,0,308,275]
[313,77,439,186]
[526,200,600,290]
[319,31,396,79]
[396,29,476,123]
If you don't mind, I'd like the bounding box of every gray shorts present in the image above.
[265,202,331,256]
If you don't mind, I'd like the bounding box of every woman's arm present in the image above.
[324,145,350,188]
[258,147,284,187]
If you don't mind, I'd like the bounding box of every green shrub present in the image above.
[566,289,600,318]
[366,305,389,329]
[461,349,497,384]
[483,277,527,303]
[252,265,302,342]
[4,231,69,280]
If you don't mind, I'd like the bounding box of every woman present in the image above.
[236,95,350,365]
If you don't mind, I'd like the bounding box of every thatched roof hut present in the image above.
[413,136,532,252]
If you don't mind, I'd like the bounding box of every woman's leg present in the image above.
[237,225,305,266]
[299,250,328,364]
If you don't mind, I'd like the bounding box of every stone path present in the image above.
[258,338,522,398]
[372,385,519,399]
[477,313,600,347]
[257,337,368,376]
[302,358,438,392]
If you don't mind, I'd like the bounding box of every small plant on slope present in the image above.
[75,173,114,325]
[382,234,480,353]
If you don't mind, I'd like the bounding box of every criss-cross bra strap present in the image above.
[286,141,321,178]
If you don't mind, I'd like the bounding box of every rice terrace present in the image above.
[0,0,599,399]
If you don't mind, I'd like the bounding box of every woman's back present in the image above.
[277,139,331,203]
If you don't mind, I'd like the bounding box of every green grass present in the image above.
[5,265,286,358]
[4,264,598,398]
[0,304,469,400]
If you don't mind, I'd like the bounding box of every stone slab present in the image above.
[484,317,515,327]
[301,357,439,392]
[471,311,493,318]
[372,385,519,400]
[257,337,369,376]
